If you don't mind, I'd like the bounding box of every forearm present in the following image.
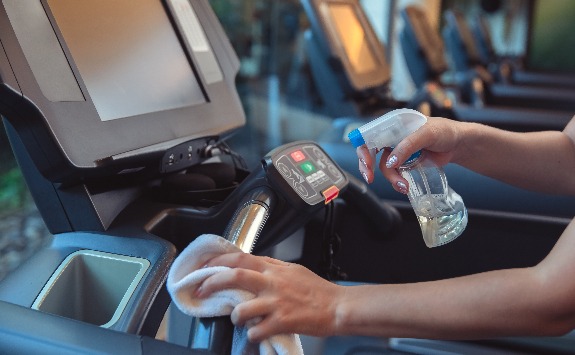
[335,267,567,339]
[453,121,575,195]
[334,218,575,339]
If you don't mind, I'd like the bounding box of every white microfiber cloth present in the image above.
[167,234,304,355]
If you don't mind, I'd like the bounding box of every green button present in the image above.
[300,161,315,174]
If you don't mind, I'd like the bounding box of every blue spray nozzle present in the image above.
[348,128,365,148]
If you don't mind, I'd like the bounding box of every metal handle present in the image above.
[223,188,275,252]
[190,187,276,354]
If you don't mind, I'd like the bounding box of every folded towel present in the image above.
[167,234,304,355]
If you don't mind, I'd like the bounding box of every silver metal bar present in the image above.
[222,188,275,253]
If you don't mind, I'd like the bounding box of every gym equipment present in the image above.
[0,0,574,353]
[442,9,575,111]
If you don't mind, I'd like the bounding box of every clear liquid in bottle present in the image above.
[400,154,468,247]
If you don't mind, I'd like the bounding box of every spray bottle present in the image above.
[348,108,467,247]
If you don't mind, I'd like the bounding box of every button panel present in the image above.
[272,143,345,205]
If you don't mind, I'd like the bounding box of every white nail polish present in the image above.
[361,172,369,183]
[397,181,407,193]
[386,155,398,168]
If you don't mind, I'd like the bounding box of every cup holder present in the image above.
[32,250,150,328]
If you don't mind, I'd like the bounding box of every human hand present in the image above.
[356,117,463,194]
[196,253,344,342]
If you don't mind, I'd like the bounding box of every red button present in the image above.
[322,185,340,204]
[290,150,306,162]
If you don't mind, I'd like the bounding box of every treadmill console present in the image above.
[0,0,245,182]
[264,141,348,206]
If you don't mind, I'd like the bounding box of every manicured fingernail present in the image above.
[397,181,408,194]
[359,158,368,169]
[386,155,398,168]
[361,172,369,183]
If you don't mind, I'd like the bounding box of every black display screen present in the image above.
[48,0,206,121]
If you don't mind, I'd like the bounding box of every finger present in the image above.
[246,314,283,343]
[197,268,267,297]
[379,148,392,171]
[205,252,272,272]
[379,150,408,194]
[356,146,374,184]
[356,146,375,169]
[230,298,272,326]
[206,253,291,272]
[358,158,373,184]
[244,316,264,329]
[260,256,292,267]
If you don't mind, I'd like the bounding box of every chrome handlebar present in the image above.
[222,188,275,253]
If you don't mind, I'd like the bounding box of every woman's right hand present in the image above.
[357,117,466,194]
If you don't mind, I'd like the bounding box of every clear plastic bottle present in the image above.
[348,108,467,247]
[399,151,467,247]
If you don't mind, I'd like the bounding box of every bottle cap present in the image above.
[348,128,366,148]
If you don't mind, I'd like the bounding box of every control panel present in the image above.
[264,141,348,206]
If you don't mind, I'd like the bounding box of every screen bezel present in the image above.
[314,0,390,91]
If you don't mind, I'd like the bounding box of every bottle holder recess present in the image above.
[31,250,150,328]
